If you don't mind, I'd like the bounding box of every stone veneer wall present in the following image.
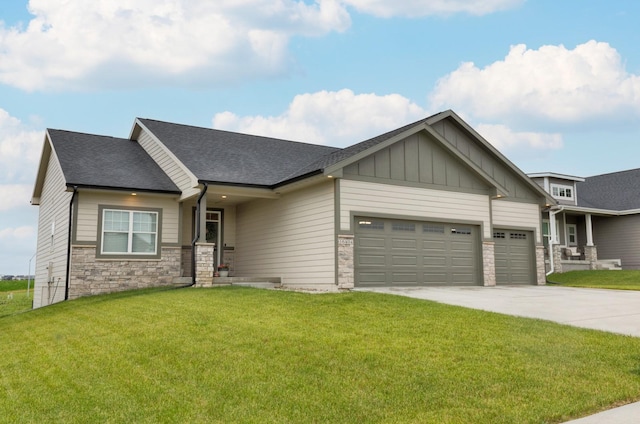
[535,245,546,285]
[337,234,354,289]
[482,241,496,287]
[69,245,181,299]
[194,243,215,286]
[181,246,192,277]
[552,245,563,273]
[583,245,598,270]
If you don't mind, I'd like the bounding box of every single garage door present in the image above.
[355,217,480,287]
[493,229,535,284]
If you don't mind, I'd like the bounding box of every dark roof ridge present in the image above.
[585,167,640,179]
[137,117,333,149]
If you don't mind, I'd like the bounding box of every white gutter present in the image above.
[546,205,564,276]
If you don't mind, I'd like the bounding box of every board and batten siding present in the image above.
[75,192,180,244]
[33,150,72,308]
[137,130,196,194]
[339,179,491,238]
[491,200,542,243]
[235,181,335,288]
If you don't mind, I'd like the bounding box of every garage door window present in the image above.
[451,227,472,235]
[423,224,445,234]
[510,232,527,239]
[493,232,506,239]
[392,222,415,232]
[358,220,384,230]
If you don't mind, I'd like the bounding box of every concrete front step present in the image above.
[192,276,282,289]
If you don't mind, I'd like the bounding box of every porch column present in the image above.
[585,213,594,246]
[199,192,208,242]
[482,241,496,287]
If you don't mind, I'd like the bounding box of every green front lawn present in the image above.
[548,270,640,290]
[2,287,640,423]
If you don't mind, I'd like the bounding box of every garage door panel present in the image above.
[422,240,446,250]
[358,237,386,248]
[493,230,534,285]
[356,217,480,287]
[392,255,418,266]
[392,238,418,249]
[392,273,419,283]
[358,255,386,266]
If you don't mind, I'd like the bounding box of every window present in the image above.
[493,232,506,239]
[101,209,158,255]
[550,183,574,200]
[358,220,384,230]
[423,224,445,234]
[510,232,527,240]
[451,227,472,235]
[567,224,577,246]
[392,222,415,232]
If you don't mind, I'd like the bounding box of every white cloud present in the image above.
[476,123,563,152]
[0,109,43,184]
[0,225,35,241]
[0,184,33,212]
[0,0,351,91]
[213,89,427,146]
[430,40,640,124]
[343,0,523,17]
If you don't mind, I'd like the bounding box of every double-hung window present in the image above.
[101,209,158,255]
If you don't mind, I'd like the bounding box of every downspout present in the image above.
[190,183,208,286]
[65,186,78,300]
[546,205,564,276]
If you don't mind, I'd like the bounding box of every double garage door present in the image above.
[354,217,534,287]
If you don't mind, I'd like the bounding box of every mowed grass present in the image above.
[2,287,640,423]
[0,280,33,317]
[548,270,640,290]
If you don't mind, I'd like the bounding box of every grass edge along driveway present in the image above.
[2,286,640,423]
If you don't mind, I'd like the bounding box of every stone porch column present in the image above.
[583,245,598,270]
[482,241,496,287]
[337,235,354,289]
[195,242,215,286]
[552,245,563,274]
[535,245,546,285]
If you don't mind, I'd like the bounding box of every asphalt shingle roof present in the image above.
[49,129,180,193]
[138,119,341,186]
[577,168,640,210]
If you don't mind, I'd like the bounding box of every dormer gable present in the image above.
[528,172,585,206]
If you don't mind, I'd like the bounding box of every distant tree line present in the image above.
[1,275,33,281]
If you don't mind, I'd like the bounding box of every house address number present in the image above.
[338,238,354,246]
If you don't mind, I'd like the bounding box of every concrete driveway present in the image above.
[356,285,640,337]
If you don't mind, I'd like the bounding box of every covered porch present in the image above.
[544,207,622,274]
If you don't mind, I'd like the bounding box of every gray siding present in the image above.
[235,181,335,288]
[344,132,490,192]
[491,200,542,243]
[431,119,539,201]
[340,179,492,239]
[592,215,640,268]
[33,149,72,308]
[137,130,199,198]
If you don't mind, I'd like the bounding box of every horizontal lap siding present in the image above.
[491,200,542,243]
[75,192,179,244]
[33,151,72,308]
[235,181,335,287]
[137,131,194,192]
[593,215,640,269]
[340,179,491,238]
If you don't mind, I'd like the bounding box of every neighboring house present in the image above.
[529,170,640,273]
[31,110,554,308]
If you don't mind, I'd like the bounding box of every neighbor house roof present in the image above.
[47,129,180,194]
[137,118,340,187]
[577,168,640,210]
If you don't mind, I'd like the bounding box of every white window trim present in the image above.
[101,209,159,255]
[550,183,574,200]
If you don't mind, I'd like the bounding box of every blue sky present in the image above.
[1,0,639,274]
